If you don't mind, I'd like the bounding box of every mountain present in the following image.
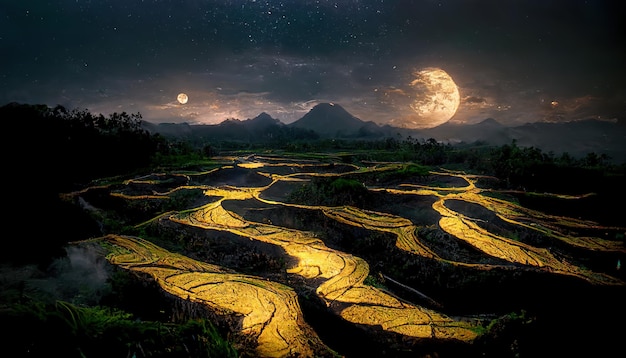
[509,119,626,161]
[420,117,626,162]
[288,102,383,138]
[141,121,193,138]
[188,112,286,142]
[143,112,318,143]
[244,112,283,131]
[419,118,510,145]
[141,103,626,162]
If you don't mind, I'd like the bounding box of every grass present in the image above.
[2,299,238,358]
[363,274,389,290]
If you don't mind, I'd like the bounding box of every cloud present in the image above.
[1,2,623,127]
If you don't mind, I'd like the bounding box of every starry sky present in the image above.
[2,0,625,127]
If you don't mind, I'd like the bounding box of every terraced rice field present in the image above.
[67,153,625,357]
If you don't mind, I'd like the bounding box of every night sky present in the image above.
[2,0,625,127]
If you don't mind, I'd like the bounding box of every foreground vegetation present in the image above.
[3,299,238,357]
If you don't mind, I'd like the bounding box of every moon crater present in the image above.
[404,67,460,128]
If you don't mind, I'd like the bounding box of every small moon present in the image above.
[408,67,460,128]
[177,93,189,104]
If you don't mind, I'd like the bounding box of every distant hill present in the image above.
[142,111,317,144]
[418,117,626,162]
[141,121,193,138]
[419,118,510,145]
[508,119,626,161]
[243,112,283,131]
[191,112,285,142]
[141,102,626,162]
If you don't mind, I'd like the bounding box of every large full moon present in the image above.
[407,67,460,128]
[177,93,189,104]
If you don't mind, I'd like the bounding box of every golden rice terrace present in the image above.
[66,153,625,357]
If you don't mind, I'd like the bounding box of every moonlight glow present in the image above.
[408,67,460,128]
[177,93,189,104]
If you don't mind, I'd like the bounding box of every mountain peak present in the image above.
[475,118,504,127]
[251,112,274,121]
[289,102,365,137]
[308,102,349,115]
[248,112,280,124]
